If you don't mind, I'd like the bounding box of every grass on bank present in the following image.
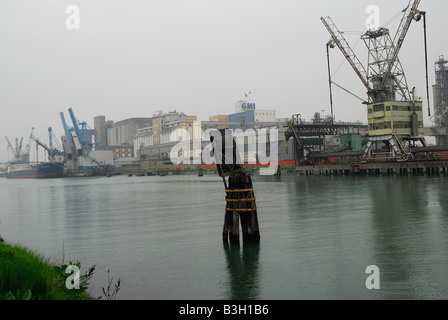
[0,240,93,300]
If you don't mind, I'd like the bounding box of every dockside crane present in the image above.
[17,138,23,157]
[368,0,421,103]
[321,17,370,98]
[60,108,113,175]
[60,112,75,158]
[24,127,34,163]
[68,108,85,154]
[66,107,97,154]
[321,0,420,104]
[5,136,28,164]
[29,128,64,163]
[5,137,17,159]
[321,0,428,161]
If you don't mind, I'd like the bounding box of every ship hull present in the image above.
[6,163,64,179]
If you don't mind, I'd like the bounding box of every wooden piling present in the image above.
[211,129,261,244]
[223,171,260,243]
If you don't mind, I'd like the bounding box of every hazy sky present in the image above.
[1,0,446,162]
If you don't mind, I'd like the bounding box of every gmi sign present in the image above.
[241,103,256,110]
[235,100,256,113]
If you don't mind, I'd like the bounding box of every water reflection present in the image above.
[223,242,260,300]
[368,176,442,299]
[2,174,448,299]
[437,177,448,227]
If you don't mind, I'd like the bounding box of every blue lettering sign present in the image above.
[241,103,256,110]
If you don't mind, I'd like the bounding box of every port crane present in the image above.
[321,0,428,161]
[59,108,95,158]
[60,108,113,175]
[29,128,64,164]
[321,0,422,104]
[5,137,22,160]
[5,136,29,164]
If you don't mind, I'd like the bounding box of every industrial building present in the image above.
[106,117,152,147]
[93,115,152,162]
[91,97,368,170]
[208,115,229,129]
[134,111,202,166]
[130,101,284,168]
[228,101,277,129]
[433,55,448,145]
[93,115,109,149]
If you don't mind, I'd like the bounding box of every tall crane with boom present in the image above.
[321,0,428,161]
[5,136,29,164]
[60,108,114,175]
[29,128,65,164]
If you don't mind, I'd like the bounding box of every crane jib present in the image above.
[380,0,421,91]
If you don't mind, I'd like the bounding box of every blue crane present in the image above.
[60,112,74,151]
[68,107,94,153]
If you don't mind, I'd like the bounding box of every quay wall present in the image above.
[294,161,448,176]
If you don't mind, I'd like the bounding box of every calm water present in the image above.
[1,173,448,300]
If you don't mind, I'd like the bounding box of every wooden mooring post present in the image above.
[211,129,261,244]
[223,172,260,243]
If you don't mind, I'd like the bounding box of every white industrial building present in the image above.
[134,111,202,162]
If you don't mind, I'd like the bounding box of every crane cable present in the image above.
[383,8,407,28]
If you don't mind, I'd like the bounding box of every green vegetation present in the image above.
[0,241,94,300]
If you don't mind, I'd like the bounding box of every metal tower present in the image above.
[362,27,411,103]
[433,55,448,144]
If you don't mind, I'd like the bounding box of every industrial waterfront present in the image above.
[2,0,448,303]
[1,173,447,300]
[3,1,448,179]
